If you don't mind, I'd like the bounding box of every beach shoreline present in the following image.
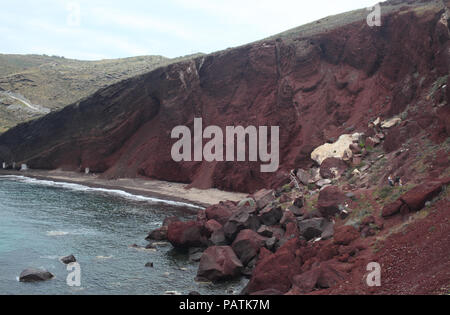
[0,169,248,209]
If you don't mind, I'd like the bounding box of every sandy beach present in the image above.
[0,169,248,208]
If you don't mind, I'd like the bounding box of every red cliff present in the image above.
[0,0,449,193]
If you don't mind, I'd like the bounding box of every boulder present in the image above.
[321,221,335,240]
[287,205,305,217]
[167,221,207,249]
[297,218,326,241]
[365,137,380,148]
[205,220,223,235]
[382,200,403,217]
[296,169,310,185]
[258,204,283,226]
[232,229,267,265]
[243,239,302,294]
[349,143,362,154]
[280,210,297,228]
[223,210,261,240]
[205,201,237,225]
[197,246,243,282]
[253,189,275,210]
[334,226,359,245]
[317,186,347,218]
[278,222,300,248]
[60,255,77,265]
[400,181,445,212]
[320,157,348,179]
[257,225,274,238]
[19,269,54,282]
[146,226,169,241]
[209,228,228,246]
[311,133,362,165]
[163,216,180,227]
[381,117,402,129]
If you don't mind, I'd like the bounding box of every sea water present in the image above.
[0,175,246,295]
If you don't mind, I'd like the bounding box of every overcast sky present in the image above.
[0,0,382,60]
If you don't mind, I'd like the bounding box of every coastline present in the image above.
[0,169,248,209]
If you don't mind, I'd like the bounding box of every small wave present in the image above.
[1,175,204,210]
[95,255,113,260]
[46,231,69,236]
[40,255,60,260]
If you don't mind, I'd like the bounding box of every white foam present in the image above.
[0,175,204,210]
[46,231,69,236]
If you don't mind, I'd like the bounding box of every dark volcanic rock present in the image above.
[19,269,54,282]
[232,229,267,266]
[223,210,261,240]
[197,246,243,282]
[297,218,327,241]
[60,255,77,265]
[258,204,283,226]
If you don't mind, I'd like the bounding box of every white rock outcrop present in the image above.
[311,133,363,165]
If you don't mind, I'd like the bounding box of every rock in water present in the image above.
[61,255,77,265]
[19,269,54,282]
[197,246,243,282]
[167,220,207,249]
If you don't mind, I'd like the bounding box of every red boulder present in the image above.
[320,158,348,179]
[334,226,359,246]
[167,221,207,249]
[197,246,243,282]
[205,201,237,225]
[243,239,302,294]
[318,186,347,218]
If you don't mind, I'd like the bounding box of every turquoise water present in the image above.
[0,176,245,295]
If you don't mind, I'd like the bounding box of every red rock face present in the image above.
[0,3,448,193]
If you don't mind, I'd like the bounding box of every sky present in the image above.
[0,0,383,60]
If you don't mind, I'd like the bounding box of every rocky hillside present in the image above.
[0,0,449,195]
[0,53,202,132]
